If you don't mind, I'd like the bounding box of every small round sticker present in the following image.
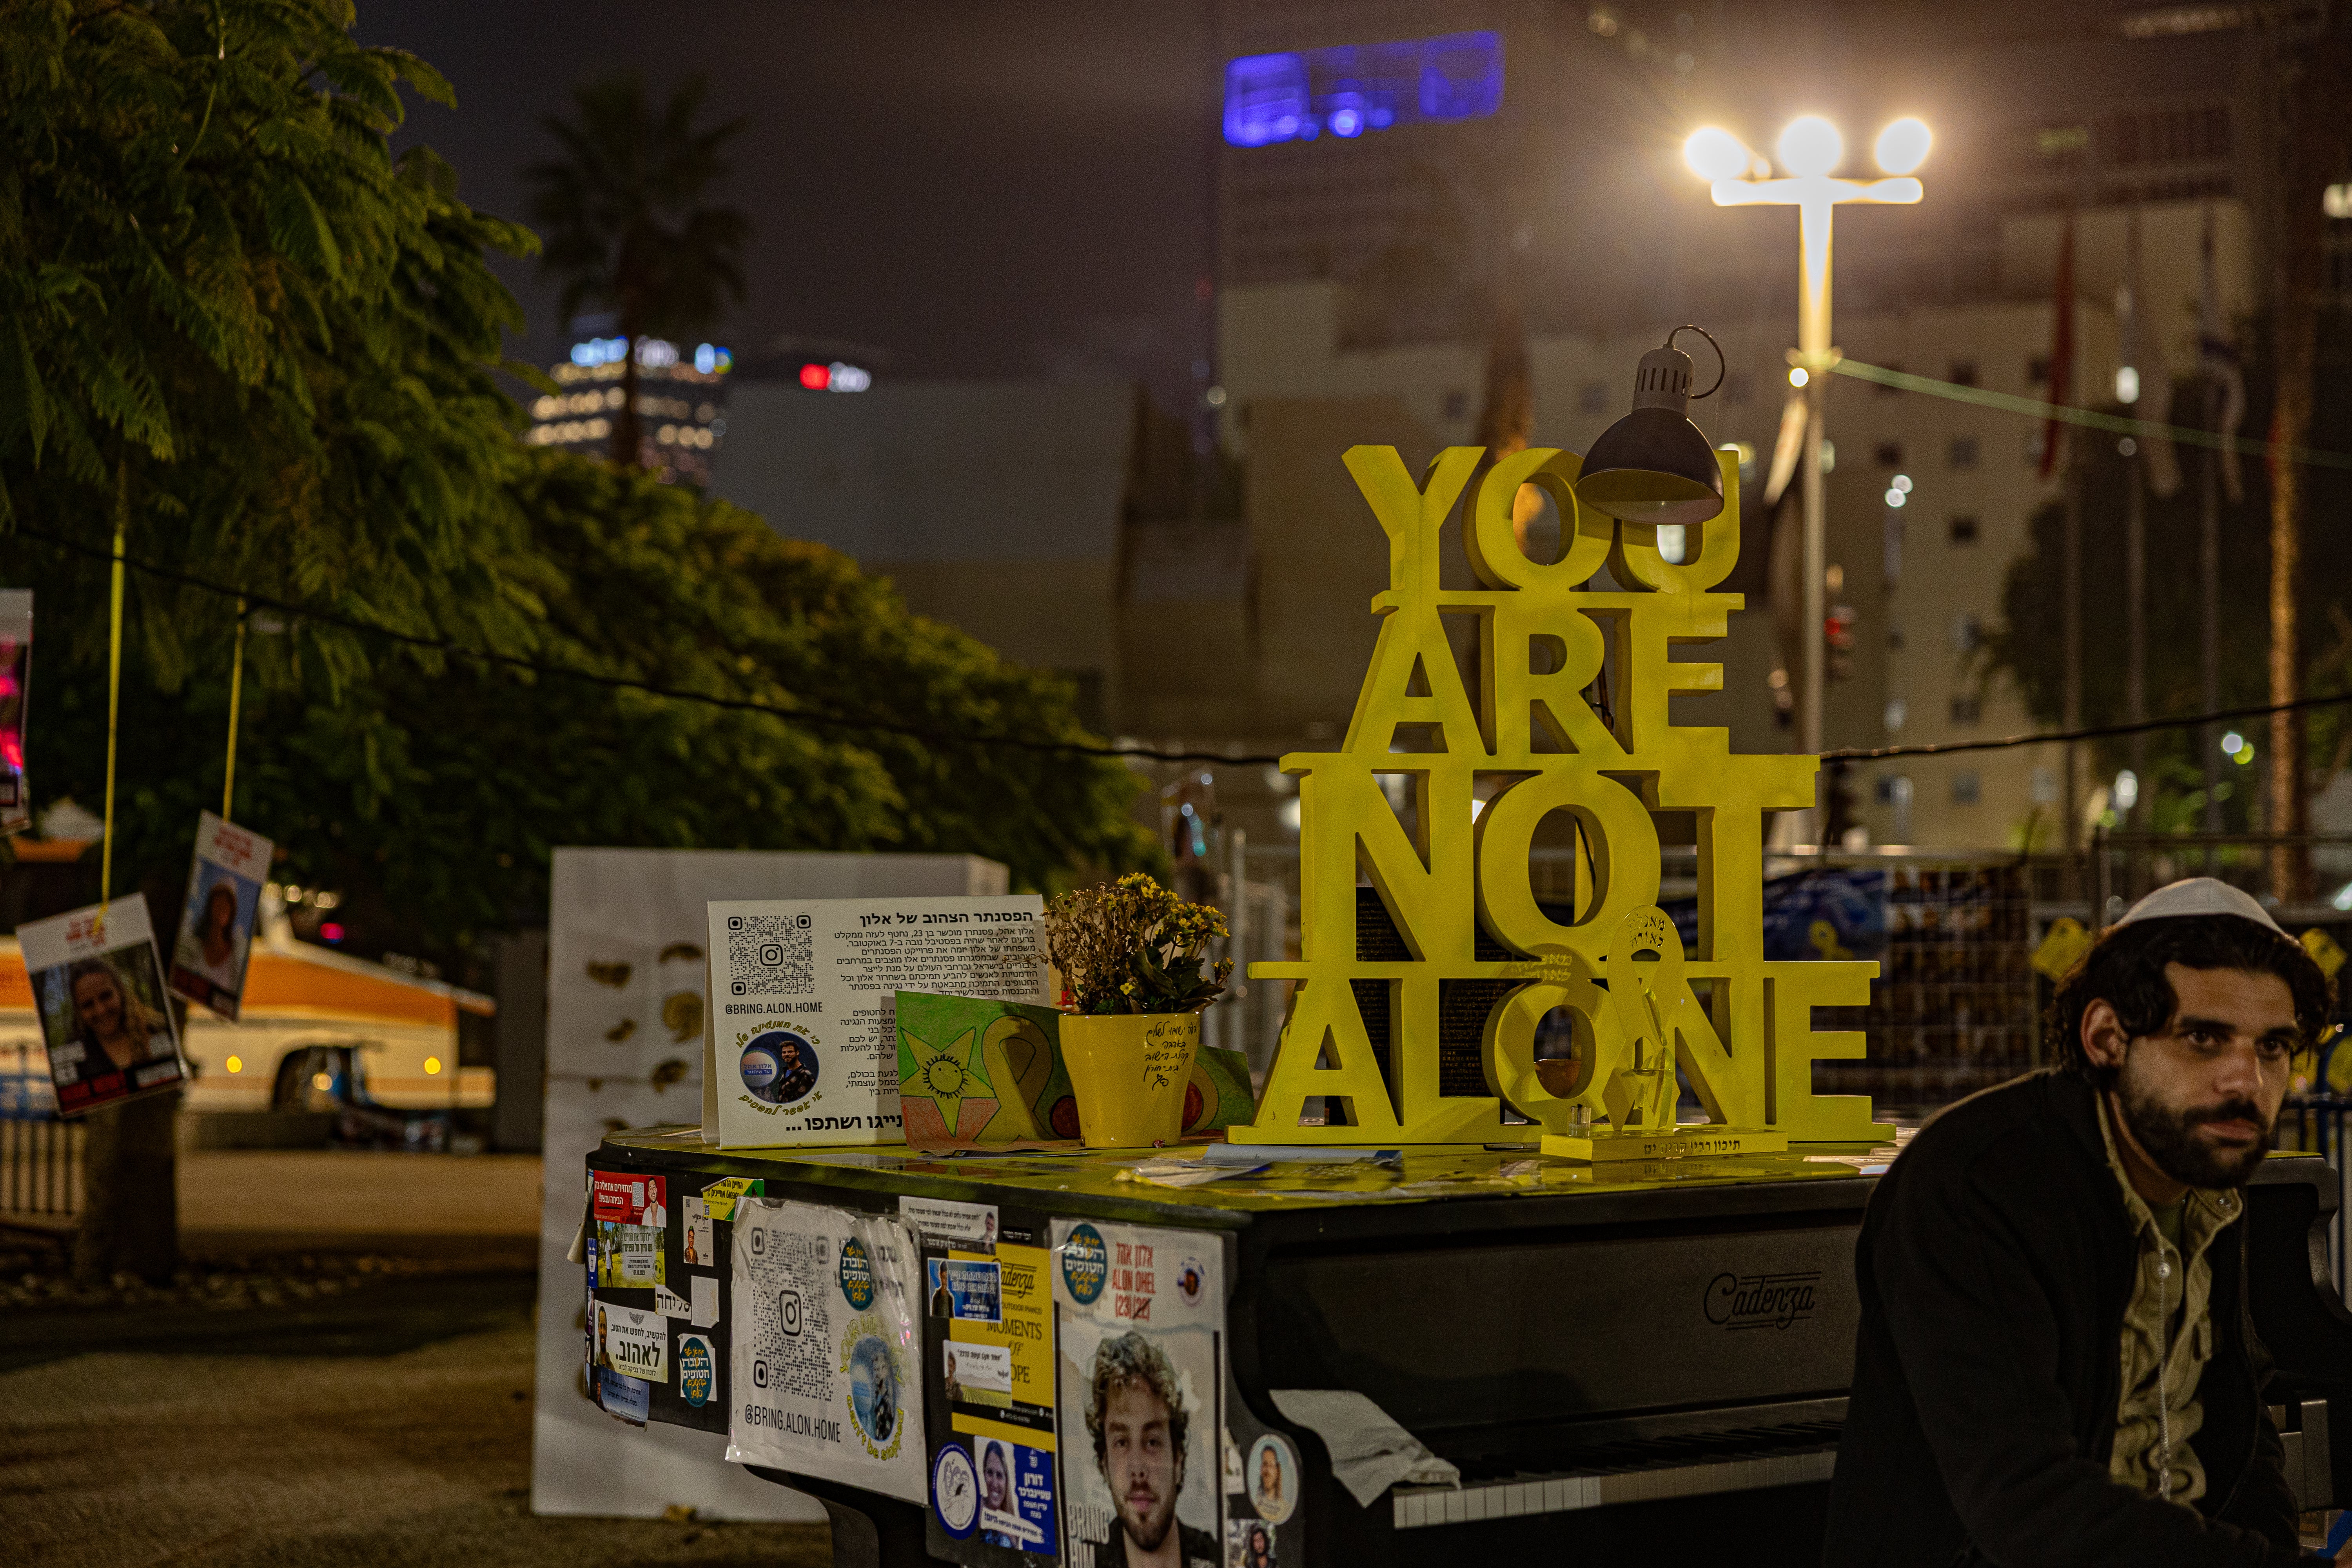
[847,1334,900,1446]
[739,1028,819,1105]
[932,1443,978,1537]
[1249,1434,1300,1524]
[1061,1223,1107,1304]
[838,1236,876,1310]
[676,1334,715,1408]
[1176,1256,1206,1307]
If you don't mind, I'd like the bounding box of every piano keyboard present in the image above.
[1392,1424,1842,1531]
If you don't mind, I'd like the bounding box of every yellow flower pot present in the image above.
[1058,1012,1201,1149]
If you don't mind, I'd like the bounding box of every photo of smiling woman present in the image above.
[22,895,185,1115]
[167,814,274,1019]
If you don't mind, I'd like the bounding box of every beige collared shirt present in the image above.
[2096,1094,2240,1507]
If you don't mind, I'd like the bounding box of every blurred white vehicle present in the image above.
[0,915,494,1115]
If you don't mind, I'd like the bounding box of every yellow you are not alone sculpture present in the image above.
[1227,443,1891,1158]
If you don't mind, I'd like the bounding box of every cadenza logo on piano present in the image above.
[1704,1271,1821,1330]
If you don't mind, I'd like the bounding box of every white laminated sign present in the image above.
[702,895,1047,1149]
[729,1198,926,1502]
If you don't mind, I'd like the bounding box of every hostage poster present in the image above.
[168,811,273,1020]
[728,1198,926,1502]
[20,897,185,1116]
[1053,1221,1224,1568]
[703,896,1047,1149]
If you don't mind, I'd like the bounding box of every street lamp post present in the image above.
[1684,117,1930,775]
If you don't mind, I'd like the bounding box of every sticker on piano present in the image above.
[682,1195,714,1267]
[597,1300,667,1382]
[1229,1517,1278,1566]
[1247,1434,1298,1524]
[677,1333,716,1408]
[727,1198,926,1502]
[942,1340,1013,1405]
[598,1367,650,1425]
[697,1175,761,1223]
[590,1171,667,1290]
[926,1256,1002,1322]
[932,1445,979,1539]
[899,1194,998,1250]
[1053,1220,1225,1567]
[975,1434,1056,1552]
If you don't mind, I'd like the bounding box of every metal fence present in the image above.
[2280,1033,2351,1301]
[0,1041,81,1219]
[0,1114,83,1217]
[2088,831,2352,928]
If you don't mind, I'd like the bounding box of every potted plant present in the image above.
[1044,873,1232,1147]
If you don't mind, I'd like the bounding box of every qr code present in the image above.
[724,912,815,996]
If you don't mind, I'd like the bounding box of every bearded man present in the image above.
[1085,1331,1219,1568]
[1824,878,2345,1566]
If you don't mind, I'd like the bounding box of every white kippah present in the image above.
[2110,876,2283,936]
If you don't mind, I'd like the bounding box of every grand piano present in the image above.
[585,1130,2351,1567]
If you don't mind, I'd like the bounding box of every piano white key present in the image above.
[1390,1447,1842,1528]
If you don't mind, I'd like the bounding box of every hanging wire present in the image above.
[16,521,2352,772]
[99,474,127,903]
[223,596,246,819]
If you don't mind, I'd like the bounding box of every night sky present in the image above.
[361,2,2235,409]
[363,1,1219,406]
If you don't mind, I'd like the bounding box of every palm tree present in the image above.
[526,75,750,468]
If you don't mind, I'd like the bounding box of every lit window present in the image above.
[425,1057,443,1075]
[225,1055,243,1074]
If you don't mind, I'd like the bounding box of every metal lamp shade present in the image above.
[1574,408,1725,526]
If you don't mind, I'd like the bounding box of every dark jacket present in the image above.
[1822,1070,2315,1568]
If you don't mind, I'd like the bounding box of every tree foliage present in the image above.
[1985,329,2352,831]
[19,446,1156,963]
[0,0,539,689]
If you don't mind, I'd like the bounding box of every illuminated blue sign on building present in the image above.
[1222,31,1502,148]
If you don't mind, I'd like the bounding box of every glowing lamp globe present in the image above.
[1873,117,1932,176]
[1574,337,1726,527]
[1776,115,1843,178]
[1683,126,1752,183]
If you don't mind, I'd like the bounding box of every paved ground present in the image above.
[175,1149,546,1266]
[1,1270,832,1568]
[1,1151,832,1566]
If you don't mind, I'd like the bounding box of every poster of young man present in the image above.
[590,1294,651,1426]
[20,896,185,1116]
[1053,1221,1224,1568]
[167,811,274,1019]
